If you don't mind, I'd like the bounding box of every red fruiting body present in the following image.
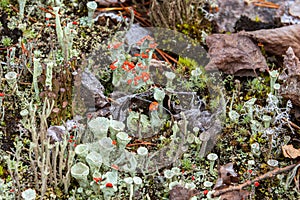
[106,183,113,188]
[93,177,102,183]
[111,164,119,170]
[112,42,123,49]
[127,79,132,85]
[149,101,159,111]
[72,21,78,25]
[203,190,209,195]
[149,43,158,48]
[121,61,135,71]
[254,181,260,187]
[110,64,117,70]
[141,72,150,82]
[141,53,149,59]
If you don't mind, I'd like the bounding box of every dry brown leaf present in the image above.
[95,0,125,6]
[279,47,300,107]
[240,25,300,58]
[214,163,239,190]
[169,185,199,200]
[220,190,250,200]
[282,144,300,159]
[289,0,300,18]
[205,33,268,76]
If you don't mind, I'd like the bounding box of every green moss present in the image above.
[0,165,3,177]
[181,158,193,171]
[1,37,12,47]
[176,56,198,75]
[0,0,9,9]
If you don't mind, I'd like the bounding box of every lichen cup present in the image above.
[109,120,125,140]
[86,151,103,173]
[91,171,102,194]
[99,137,115,167]
[75,144,89,159]
[21,188,36,200]
[116,132,131,150]
[88,117,110,140]
[71,162,90,188]
[137,146,148,172]
[100,171,118,199]
[87,1,97,25]
[133,176,143,191]
[5,71,18,90]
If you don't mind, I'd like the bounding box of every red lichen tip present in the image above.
[106,182,113,188]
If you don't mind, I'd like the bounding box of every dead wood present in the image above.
[213,161,300,198]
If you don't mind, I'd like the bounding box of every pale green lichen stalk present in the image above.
[33,58,42,102]
[17,0,26,20]
[45,61,54,91]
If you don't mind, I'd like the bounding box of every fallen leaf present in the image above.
[282,144,300,159]
[279,47,300,107]
[214,163,239,190]
[220,190,250,200]
[169,185,199,200]
[289,0,300,18]
[240,25,300,58]
[282,47,300,76]
[205,33,268,76]
[95,0,125,6]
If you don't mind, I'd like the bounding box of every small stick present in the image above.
[97,6,132,12]
[127,141,156,147]
[283,117,300,131]
[159,49,178,64]
[38,6,55,17]
[253,2,280,9]
[156,48,170,64]
[122,5,152,26]
[10,5,37,22]
[212,161,300,197]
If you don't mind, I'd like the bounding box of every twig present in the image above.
[283,117,300,131]
[10,5,37,23]
[156,48,170,64]
[212,161,300,197]
[158,48,178,64]
[38,6,55,17]
[253,1,280,9]
[127,141,156,147]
